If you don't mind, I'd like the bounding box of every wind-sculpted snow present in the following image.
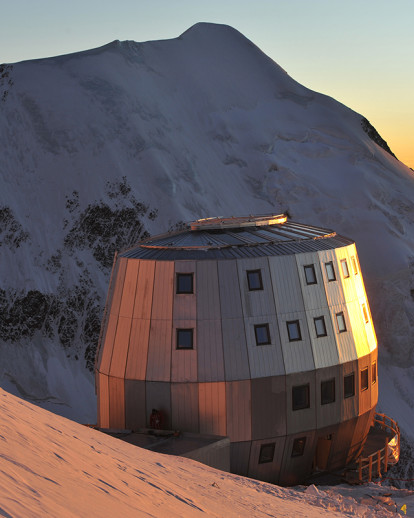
[0,22,413,433]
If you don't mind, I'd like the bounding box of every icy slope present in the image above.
[0,388,411,518]
[0,23,413,426]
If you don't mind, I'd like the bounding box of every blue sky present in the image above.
[2,0,413,167]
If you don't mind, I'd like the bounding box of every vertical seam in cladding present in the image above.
[237,259,251,380]
[123,260,141,380]
[267,256,286,376]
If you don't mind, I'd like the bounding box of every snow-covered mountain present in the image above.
[1,387,411,517]
[0,22,413,445]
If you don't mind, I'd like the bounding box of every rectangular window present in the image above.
[259,443,275,464]
[340,259,350,278]
[361,367,369,391]
[176,273,194,294]
[291,437,307,457]
[344,373,355,398]
[336,312,347,333]
[176,328,194,349]
[321,378,335,405]
[314,316,327,337]
[351,256,358,275]
[286,320,302,341]
[325,261,336,281]
[254,323,271,345]
[304,264,317,285]
[362,303,369,324]
[372,362,377,384]
[292,384,310,411]
[247,269,263,291]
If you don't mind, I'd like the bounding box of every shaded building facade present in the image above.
[95,215,378,485]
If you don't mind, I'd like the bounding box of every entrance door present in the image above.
[314,435,333,470]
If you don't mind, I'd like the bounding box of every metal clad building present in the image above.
[95,214,379,485]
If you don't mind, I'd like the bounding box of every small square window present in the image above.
[341,259,350,278]
[247,270,263,291]
[351,256,358,275]
[362,303,369,324]
[291,437,307,457]
[176,328,193,349]
[314,316,327,337]
[325,261,336,282]
[344,373,355,398]
[292,384,310,411]
[287,320,302,341]
[176,273,194,294]
[254,323,271,345]
[304,265,317,285]
[259,442,275,464]
[372,362,377,385]
[321,378,335,405]
[336,312,347,333]
[361,367,369,391]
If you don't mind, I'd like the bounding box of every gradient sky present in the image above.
[2,0,413,168]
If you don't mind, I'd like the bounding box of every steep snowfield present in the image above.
[0,23,413,439]
[0,388,411,517]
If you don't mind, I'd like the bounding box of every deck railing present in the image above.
[356,412,400,483]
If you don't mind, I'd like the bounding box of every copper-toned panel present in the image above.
[251,376,286,439]
[196,261,221,320]
[358,353,371,416]
[119,259,139,319]
[230,441,251,477]
[217,260,243,319]
[329,417,358,470]
[171,320,197,382]
[98,313,118,374]
[248,436,286,484]
[286,370,316,435]
[340,359,359,420]
[279,431,316,486]
[221,318,250,381]
[151,261,174,320]
[125,380,146,430]
[370,350,378,407]
[199,382,226,436]
[97,373,109,428]
[108,376,125,430]
[315,364,341,429]
[226,380,251,442]
[125,319,150,380]
[146,320,172,382]
[109,316,132,379]
[347,409,372,462]
[173,261,196,321]
[145,381,171,430]
[171,383,199,433]
[197,319,225,382]
[133,260,155,320]
[109,257,128,317]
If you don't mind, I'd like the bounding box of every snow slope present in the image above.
[0,23,413,440]
[0,388,412,517]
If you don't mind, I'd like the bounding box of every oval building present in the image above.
[95,214,378,485]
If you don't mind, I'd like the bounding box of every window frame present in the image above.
[325,261,336,282]
[321,378,336,405]
[360,367,369,391]
[176,328,194,350]
[258,442,275,464]
[314,316,327,337]
[286,320,302,342]
[372,361,377,385]
[254,323,271,346]
[335,311,347,333]
[304,264,317,285]
[292,384,310,411]
[351,256,358,275]
[247,269,263,291]
[340,259,350,279]
[344,372,355,399]
[176,273,194,294]
[362,303,369,324]
[291,437,307,458]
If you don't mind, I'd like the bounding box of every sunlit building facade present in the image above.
[95,214,378,485]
